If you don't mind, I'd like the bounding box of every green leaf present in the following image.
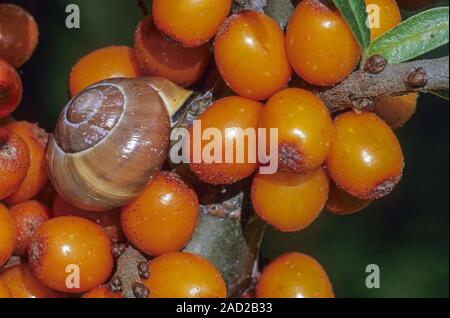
[332,0,371,50]
[368,7,449,64]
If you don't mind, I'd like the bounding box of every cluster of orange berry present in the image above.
[0,0,434,299]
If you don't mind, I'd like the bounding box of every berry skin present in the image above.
[0,4,39,68]
[256,252,334,298]
[0,128,30,200]
[28,216,113,293]
[251,168,329,232]
[0,203,17,267]
[52,195,123,243]
[326,182,371,216]
[286,0,361,86]
[326,112,404,200]
[188,96,263,185]
[0,59,23,119]
[374,93,418,129]
[10,200,50,256]
[397,0,437,11]
[121,172,200,257]
[258,88,334,174]
[143,252,227,298]
[69,46,142,97]
[82,286,123,298]
[0,278,12,298]
[4,122,49,205]
[365,0,401,41]
[134,16,210,87]
[214,10,292,101]
[153,0,232,47]
[0,264,66,298]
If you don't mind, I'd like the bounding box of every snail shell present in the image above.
[47,77,192,211]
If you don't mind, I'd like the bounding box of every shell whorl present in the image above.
[47,78,171,211]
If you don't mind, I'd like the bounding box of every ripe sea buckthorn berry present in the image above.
[0,4,39,68]
[52,195,123,243]
[258,88,334,174]
[28,216,113,293]
[188,96,263,185]
[69,46,142,97]
[153,0,232,47]
[0,264,66,298]
[286,0,361,86]
[0,59,23,119]
[9,200,50,256]
[0,203,17,267]
[121,172,199,256]
[143,252,227,298]
[326,111,404,200]
[397,0,437,11]
[214,10,292,101]
[326,182,371,216]
[374,93,418,129]
[134,16,210,87]
[0,278,12,298]
[82,286,123,298]
[4,122,49,205]
[251,168,329,232]
[365,0,401,41]
[256,252,335,298]
[0,128,30,200]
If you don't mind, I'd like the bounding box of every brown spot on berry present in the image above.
[132,282,149,298]
[279,142,306,173]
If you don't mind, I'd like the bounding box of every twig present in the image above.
[316,56,449,112]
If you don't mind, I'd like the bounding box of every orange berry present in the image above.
[251,168,329,232]
[256,252,334,298]
[397,0,437,11]
[10,200,50,256]
[326,111,404,200]
[28,216,113,293]
[69,46,142,97]
[188,96,263,185]
[134,16,210,87]
[374,93,418,129]
[286,0,361,86]
[0,58,22,118]
[52,195,123,243]
[121,172,199,256]
[365,0,401,41]
[326,182,371,216]
[0,278,12,298]
[214,10,292,100]
[0,264,66,298]
[4,121,49,205]
[153,0,232,47]
[0,4,39,68]
[258,88,334,173]
[0,128,30,200]
[82,286,123,298]
[0,203,16,267]
[143,252,227,298]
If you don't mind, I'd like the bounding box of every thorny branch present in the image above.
[317,56,450,113]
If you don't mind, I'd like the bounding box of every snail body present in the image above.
[47,77,192,211]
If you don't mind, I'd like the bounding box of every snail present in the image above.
[47,77,193,212]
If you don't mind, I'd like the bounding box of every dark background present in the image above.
[5,0,449,298]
